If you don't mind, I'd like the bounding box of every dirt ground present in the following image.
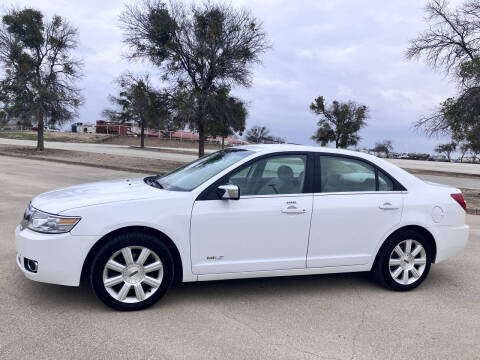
[0,130,224,150]
[0,130,112,143]
[103,134,224,150]
[462,188,480,212]
[0,145,183,175]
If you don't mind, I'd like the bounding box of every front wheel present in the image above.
[373,230,432,291]
[90,232,174,311]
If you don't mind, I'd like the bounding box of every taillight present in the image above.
[451,193,466,211]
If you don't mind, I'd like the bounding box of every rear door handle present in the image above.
[379,202,400,210]
[281,205,307,214]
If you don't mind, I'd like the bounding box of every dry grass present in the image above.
[102,134,223,150]
[0,130,225,150]
[461,188,480,210]
[0,145,182,175]
[0,130,113,143]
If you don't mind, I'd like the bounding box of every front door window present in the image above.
[228,155,307,196]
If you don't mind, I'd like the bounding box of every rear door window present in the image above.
[320,156,376,193]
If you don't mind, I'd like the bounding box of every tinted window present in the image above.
[320,156,376,192]
[228,155,307,196]
[378,170,394,191]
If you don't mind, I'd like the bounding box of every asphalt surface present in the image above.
[1,155,480,360]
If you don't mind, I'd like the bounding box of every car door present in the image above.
[307,154,403,268]
[190,153,313,275]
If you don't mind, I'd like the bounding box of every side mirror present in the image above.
[217,184,240,200]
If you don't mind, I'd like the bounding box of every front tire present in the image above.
[90,232,174,311]
[373,230,432,291]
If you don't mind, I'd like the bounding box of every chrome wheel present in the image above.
[389,239,427,285]
[102,246,163,303]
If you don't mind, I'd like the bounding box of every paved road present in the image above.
[0,155,479,359]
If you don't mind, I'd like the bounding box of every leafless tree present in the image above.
[406,0,479,75]
[407,0,480,141]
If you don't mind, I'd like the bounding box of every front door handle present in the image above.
[379,202,400,210]
[281,205,307,214]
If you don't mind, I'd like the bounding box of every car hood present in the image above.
[31,178,165,214]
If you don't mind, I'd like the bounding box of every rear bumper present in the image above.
[15,226,98,286]
[434,224,470,263]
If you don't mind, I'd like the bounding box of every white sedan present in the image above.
[15,145,469,310]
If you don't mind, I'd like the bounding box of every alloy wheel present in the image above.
[102,246,164,303]
[388,239,427,285]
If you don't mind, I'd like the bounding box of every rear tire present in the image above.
[373,230,432,291]
[90,232,174,311]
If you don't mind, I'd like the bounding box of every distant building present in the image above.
[72,122,96,133]
[95,120,133,135]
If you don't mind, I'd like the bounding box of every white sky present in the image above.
[5,0,466,153]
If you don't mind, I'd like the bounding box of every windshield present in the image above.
[156,149,254,191]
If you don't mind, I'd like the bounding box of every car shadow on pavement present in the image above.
[161,272,381,308]
[15,268,453,312]
[15,271,376,312]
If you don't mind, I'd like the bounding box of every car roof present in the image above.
[236,143,373,159]
[234,144,426,189]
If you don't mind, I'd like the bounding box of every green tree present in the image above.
[103,73,172,148]
[206,87,247,148]
[120,0,269,157]
[373,140,393,158]
[310,96,368,148]
[466,124,480,161]
[458,141,470,162]
[0,8,82,150]
[434,141,457,161]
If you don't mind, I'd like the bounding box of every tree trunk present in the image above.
[140,119,145,148]
[36,113,44,151]
[198,121,205,158]
[221,134,225,149]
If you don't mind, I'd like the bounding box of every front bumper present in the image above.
[15,226,98,286]
[434,224,470,263]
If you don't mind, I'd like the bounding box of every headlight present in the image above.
[21,204,81,234]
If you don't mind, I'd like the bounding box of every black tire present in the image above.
[373,230,432,291]
[90,232,174,311]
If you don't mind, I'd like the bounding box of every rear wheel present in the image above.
[90,232,174,311]
[373,230,432,291]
